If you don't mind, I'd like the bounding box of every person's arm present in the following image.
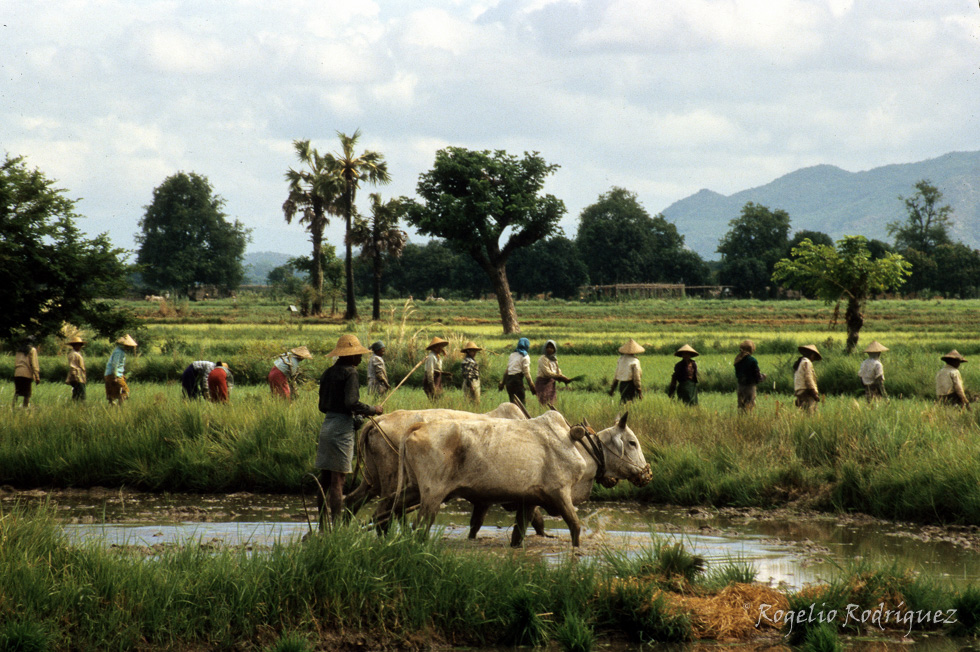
[953,370,970,409]
[31,348,40,383]
[632,361,642,397]
[804,360,819,396]
[344,368,382,416]
[522,356,536,394]
[376,359,390,390]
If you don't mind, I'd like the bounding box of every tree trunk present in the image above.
[845,297,864,354]
[311,228,324,316]
[343,187,358,321]
[487,262,521,334]
[372,255,382,321]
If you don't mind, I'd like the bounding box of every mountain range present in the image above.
[661,150,980,260]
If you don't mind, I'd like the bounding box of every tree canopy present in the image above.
[508,236,589,299]
[350,193,407,320]
[717,202,791,298]
[405,147,565,333]
[772,235,911,352]
[0,154,132,341]
[576,187,709,286]
[136,172,250,296]
[887,179,953,254]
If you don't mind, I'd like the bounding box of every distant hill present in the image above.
[243,251,292,285]
[661,151,980,260]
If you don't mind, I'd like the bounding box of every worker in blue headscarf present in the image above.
[499,337,536,407]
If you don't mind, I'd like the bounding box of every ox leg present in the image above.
[530,507,551,538]
[510,504,535,547]
[468,502,491,539]
[344,480,375,521]
[415,491,444,539]
[555,494,582,547]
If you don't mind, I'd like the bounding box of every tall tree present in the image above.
[350,193,407,320]
[576,187,705,285]
[772,236,911,353]
[324,130,390,321]
[717,202,791,298]
[405,147,566,334]
[283,140,341,315]
[887,180,953,254]
[136,172,251,297]
[0,155,133,340]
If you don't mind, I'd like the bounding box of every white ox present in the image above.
[345,403,542,536]
[394,412,651,547]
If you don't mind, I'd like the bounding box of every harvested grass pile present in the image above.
[667,584,789,640]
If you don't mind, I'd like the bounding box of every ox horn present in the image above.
[582,418,595,435]
[618,412,629,429]
[512,396,531,419]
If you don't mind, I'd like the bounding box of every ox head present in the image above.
[596,412,652,487]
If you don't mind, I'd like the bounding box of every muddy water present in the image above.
[7,488,980,592]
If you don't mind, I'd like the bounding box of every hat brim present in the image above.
[327,344,372,358]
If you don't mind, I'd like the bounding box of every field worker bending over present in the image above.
[65,335,87,402]
[859,341,888,402]
[460,341,483,404]
[793,344,822,414]
[316,335,383,529]
[12,336,40,408]
[423,337,449,400]
[936,349,970,410]
[733,339,765,411]
[535,340,571,406]
[268,346,313,400]
[500,337,536,406]
[667,344,700,406]
[181,360,215,399]
[104,334,137,405]
[207,363,233,402]
[610,338,644,404]
[367,341,389,395]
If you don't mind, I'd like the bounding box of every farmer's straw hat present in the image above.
[798,344,822,361]
[326,335,371,358]
[290,346,313,360]
[66,335,86,347]
[619,338,644,355]
[426,336,449,351]
[864,341,889,354]
[941,349,967,364]
[461,341,483,352]
[116,334,137,347]
[674,344,699,357]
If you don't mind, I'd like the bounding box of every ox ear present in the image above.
[569,425,587,441]
[610,432,625,456]
[618,412,629,430]
[583,418,595,435]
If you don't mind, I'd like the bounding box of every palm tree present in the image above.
[282,140,341,315]
[350,193,408,320]
[325,130,390,321]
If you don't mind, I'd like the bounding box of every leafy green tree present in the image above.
[717,202,791,298]
[136,172,250,297]
[283,139,342,315]
[405,148,565,333]
[350,193,407,320]
[288,248,345,315]
[0,154,132,341]
[772,236,911,353]
[788,229,833,253]
[508,236,589,299]
[887,180,953,254]
[576,187,706,285]
[325,130,391,321]
[383,241,488,299]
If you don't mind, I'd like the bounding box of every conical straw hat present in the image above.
[326,335,371,358]
[290,346,313,360]
[426,336,449,351]
[941,349,967,363]
[798,344,822,361]
[116,334,137,347]
[618,338,644,355]
[863,341,889,354]
[461,341,483,352]
[66,335,86,346]
[674,344,699,357]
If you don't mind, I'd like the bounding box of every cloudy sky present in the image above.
[3,0,979,260]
